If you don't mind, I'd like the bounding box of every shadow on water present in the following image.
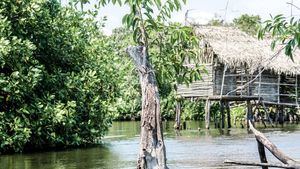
[1,121,300,169]
[0,144,123,169]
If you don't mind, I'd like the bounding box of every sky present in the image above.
[63,0,300,35]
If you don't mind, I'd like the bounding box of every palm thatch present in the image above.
[195,26,300,75]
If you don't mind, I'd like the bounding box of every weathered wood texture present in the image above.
[177,53,300,107]
[226,122,300,169]
[205,99,211,129]
[253,71,278,103]
[175,100,181,129]
[225,102,231,128]
[214,65,237,95]
[249,121,300,168]
[127,46,167,169]
[177,64,214,97]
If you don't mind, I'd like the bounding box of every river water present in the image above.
[1,121,300,169]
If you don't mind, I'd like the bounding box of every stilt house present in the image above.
[176,26,300,128]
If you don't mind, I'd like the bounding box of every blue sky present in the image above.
[62,0,300,34]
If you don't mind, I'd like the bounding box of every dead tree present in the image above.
[127,46,167,169]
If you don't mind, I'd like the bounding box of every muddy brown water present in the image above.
[1,121,300,169]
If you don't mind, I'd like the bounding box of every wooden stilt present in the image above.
[225,102,231,128]
[260,101,274,127]
[205,99,211,129]
[175,100,181,129]
[278,106,284,125]
[247,100,253,128]
[220,101,225,128]
[254,100,267,128]
[214,103,218,128]
[257,139,268,169]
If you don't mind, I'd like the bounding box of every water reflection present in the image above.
[1,121,300,169]
[0,145,122,169]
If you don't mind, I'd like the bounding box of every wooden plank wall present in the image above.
[213,65,237,95]
[252,71,278,103]
[177,65,214,98]
[279,74,299,105]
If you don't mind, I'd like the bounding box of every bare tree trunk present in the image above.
[127,46,167,169]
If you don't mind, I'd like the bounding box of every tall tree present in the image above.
[83,0,201,168]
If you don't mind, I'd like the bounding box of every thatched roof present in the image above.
[195,26,300,75]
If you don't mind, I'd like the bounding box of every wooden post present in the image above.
[225,102,231,128]
[261,101,274,127]
[221,101,225,128]
[278,74,281,104]
[274,105,278,124]
[205,99,211,129]
[257,139,268,169]
[220,65,227,96]
[214,103,218,128]
[296,75,298,106]
[247,100,253,128]
[278,105,284,125]
[175,100,181,129]
[241,70,244,96]
[259,67,262,99]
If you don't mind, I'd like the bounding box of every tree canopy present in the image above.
[0,0,119,153]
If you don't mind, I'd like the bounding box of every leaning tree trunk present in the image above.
[127,46,167,169]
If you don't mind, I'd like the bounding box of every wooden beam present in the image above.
[262,101,299,107]
[220,65,227,96]
[254,82,297,87]
[208,95,260,101]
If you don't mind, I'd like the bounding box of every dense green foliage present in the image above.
[108,23,204,120]
[233,14,261,35]
[0,0,120,153]
[0,0,204,153]
[207,18,224,26]
[258,14,300,59]
[0,0,275,154]
[95,0,203,121]
[207,14,261,36]
[107,28,141,120]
